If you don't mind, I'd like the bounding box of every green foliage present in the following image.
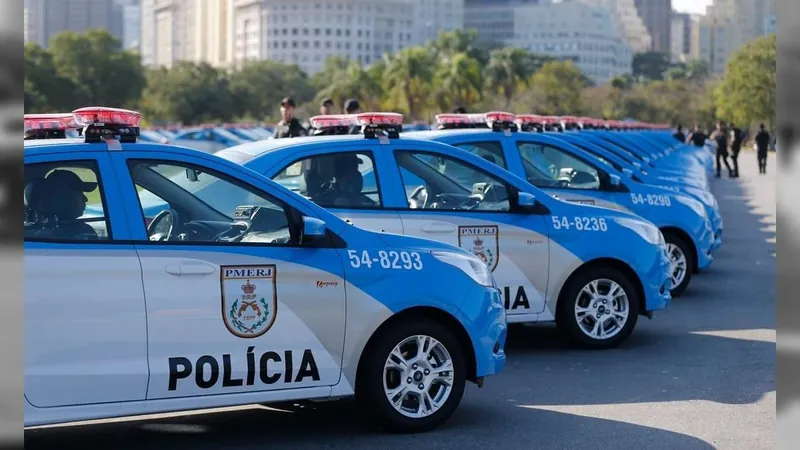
[26,27,769,127]
[49,29,146,109]
[715,34,776,129]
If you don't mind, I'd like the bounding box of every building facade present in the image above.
[140,0,230,67]
[510,1,633,83]
[464,0,545,45]
[24,0,124,48]
[581,0,652,53]
[697,0,776,73]
[227,0,416,74]
[633,0,672,53]
[410,0,464,45]
[670,11,691,62]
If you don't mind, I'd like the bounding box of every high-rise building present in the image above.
[464,0,545,46]
[697,0,776,73]
[581,0,652,53]
[670,11,691,62]
[633,0,672,53]
[410,0,464,45]
[140,0,230,67]
[114,0,141,50]
[24,0,124,48]
[227,0,416,74]
[510,1,633,83]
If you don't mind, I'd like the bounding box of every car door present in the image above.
[24,153,149,407]
[269,149,404,235]
[108,151,346,400]
[388,148,550,318]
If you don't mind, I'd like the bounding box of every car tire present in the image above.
[556,266,641,349]
[355,317,466,434]
[663,231,694,297]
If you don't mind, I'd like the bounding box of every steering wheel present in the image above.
[408,185,429,209]
[148,209,180,241]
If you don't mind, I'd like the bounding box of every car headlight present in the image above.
[673,194,707,218]
[615,217,665,245]
[432,251,495,287]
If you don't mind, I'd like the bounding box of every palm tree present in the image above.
[382,47,435,120]
[483,48,547,108]
[433,52,483,111]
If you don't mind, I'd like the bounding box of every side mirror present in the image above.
[516,191,541,213]
[302,216,328,245]
[609,174,621,186]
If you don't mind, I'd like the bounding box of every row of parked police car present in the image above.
[23,107,720,434]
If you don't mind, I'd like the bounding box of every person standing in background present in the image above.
[272,97,308,139]
[673,124,686,143]
[729,122,744,177]
[686,125,708,147]
[343,99,362,134]
[320,97,335,115]
[711,121,733,178]
[755,123,771,174]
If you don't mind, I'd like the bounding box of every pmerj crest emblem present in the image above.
[458,226,500,272]
[221,265,277,338]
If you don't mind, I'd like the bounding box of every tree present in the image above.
[382,47,436,120]
[715,34,776,129]
[312,56,383,112]
[24,43,79,113]
[529,61,588,115]
[483,47,547,108]
[433,52,483,112]
[48,29,145,109]
[229,60,314,120]
[140,62,235,125]
[632,51,672,81]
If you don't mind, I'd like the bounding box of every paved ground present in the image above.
[25,152,777,450]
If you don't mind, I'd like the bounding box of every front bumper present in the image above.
[466,287,507,379]
[643,245,672,313]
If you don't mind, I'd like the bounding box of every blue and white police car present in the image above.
[23,108,507,433]
[214,112,673,349]
[403,112,716,297]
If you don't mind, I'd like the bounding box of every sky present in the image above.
[672,0,713,15]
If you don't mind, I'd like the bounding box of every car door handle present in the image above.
[421,222,456,233]
[165,262,216,276]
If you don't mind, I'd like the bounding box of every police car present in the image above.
[552,130,723,250]
[402,112,716,297]
[172,125,249,153]
[215,112,673,349]
[507,117,723,249]
[23,107,508,433]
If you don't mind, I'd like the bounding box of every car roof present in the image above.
[402,129,500,140]
[225,134,368,157]
[24,138,215,156]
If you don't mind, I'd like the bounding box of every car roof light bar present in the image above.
[72,106,142,144]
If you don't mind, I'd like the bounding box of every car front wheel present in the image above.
[356,317,466,433]
[663,231,694,297]
[556,267,641,349]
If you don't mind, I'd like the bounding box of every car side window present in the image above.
[24,160,112,241]
[126,160,298,245]
[273,152,381,209]
[396,151,510,212]
[517,142,600,190]
[452,142,507,168]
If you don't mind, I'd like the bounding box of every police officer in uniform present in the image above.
[711,121,733,178]
[729,122,744,178]
[673,124,686,143]
[272,97,308,139]
[686,125,708,147]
